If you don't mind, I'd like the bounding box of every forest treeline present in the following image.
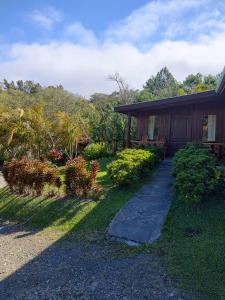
[0,67,220,160]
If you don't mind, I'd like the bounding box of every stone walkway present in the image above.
[108,159,173,244]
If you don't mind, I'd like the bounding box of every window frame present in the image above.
[202,114,217,142]
[148,115,159,141]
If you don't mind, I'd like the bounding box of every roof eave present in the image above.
[114,90,216,114]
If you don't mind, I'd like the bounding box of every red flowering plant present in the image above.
[49,149,62,163]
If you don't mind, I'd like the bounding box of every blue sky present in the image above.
[1,1,149,44]
[1,0,225,96]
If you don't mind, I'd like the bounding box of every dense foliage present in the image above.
[0,83,127,160]
[172,144,218,203]
[137,144,163,161]
[107,148,156,185]
[141,67,218,102]
[214,166,225,195]
[0,68,220,162]
[143,67,178,99]
[65,156,101,198]
[2,158,61,195]
[83,142,110,160]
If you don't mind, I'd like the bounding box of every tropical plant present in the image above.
[52,111,89,159]
[2,158,61,195]
[64,156,101,198]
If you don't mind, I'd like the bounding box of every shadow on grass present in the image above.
[0,156,147,298]
[0,157,137,238]
[0,180,144,299]
[3,159,224,298]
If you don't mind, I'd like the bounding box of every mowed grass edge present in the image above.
[0,157,142,237]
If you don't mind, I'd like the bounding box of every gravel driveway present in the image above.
[0,223,192,300]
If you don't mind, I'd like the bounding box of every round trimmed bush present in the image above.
[83,143,110,160]
[107,148,156,186]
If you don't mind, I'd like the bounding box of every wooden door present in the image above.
[170,114,191,152]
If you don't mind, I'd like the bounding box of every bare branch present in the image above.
[108,72,134,104]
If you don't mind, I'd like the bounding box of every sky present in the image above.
[1,0,225,97]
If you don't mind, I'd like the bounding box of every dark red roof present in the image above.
[115,90,218,115]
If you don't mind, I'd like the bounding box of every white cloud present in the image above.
[64,23,97,46]
[105,0,225,43]
[29,6,63,30]
[2,0,225,97]
[1,32,225,97]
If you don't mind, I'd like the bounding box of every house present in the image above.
[115,69,225,158]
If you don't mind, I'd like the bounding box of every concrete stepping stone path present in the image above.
[108,159,173,244]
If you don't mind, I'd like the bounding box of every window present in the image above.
[148,115,159,140]
[202,115,216,142]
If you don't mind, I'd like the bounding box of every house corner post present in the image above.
[126,112,131,148]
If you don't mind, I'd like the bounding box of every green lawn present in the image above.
[0,159,224,298]
[0,157,142,238]
[159,195,225,299]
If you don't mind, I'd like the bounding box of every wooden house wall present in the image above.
[135,99,225,145]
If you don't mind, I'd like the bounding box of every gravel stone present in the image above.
[0,223,193,300]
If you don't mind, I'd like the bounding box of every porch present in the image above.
[125,111,225,160]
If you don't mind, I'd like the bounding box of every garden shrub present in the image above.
[83,142,110,160]
[214,166,225,195]
[48,148,62,162]
[2,158,61,195]
[172,144,217,203]
[107,148,156,186]
[65,156,101,198]
[137,144,162,162]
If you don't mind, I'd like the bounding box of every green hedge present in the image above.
[107,148,156,186]
[83,142,110,160]
[172,144,218,203]
[137,144,163,161]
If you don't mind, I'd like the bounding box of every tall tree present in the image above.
[134,89,154,103]
[182,73,203,93]
[144,67,178,99]
[203,75,217,90]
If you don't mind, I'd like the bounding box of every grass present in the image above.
[1,158,224,298]
[158,195,225,299]
[0,157,143,237]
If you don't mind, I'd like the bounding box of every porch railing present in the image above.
[203,143,225,160]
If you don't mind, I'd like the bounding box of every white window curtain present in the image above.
[208,115,216,141]
[148,116,155,140]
